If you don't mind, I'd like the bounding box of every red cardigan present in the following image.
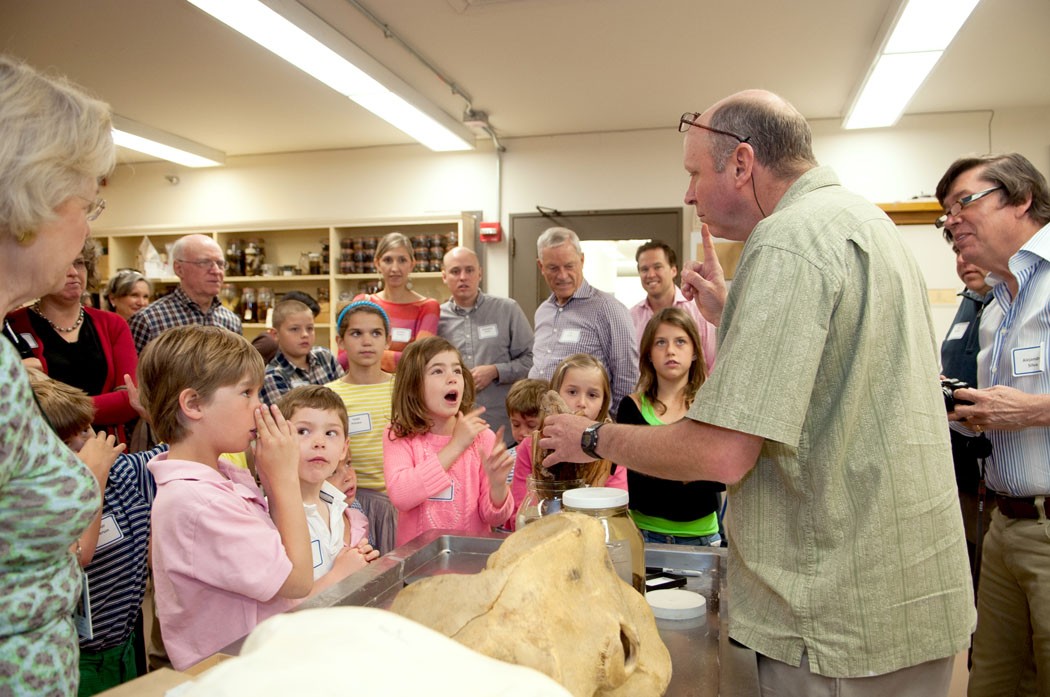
[7,306,138,426]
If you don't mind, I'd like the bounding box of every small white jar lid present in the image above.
[563,487,629,509]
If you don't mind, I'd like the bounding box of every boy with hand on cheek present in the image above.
[275,386,378,585]
[140,326,315,671]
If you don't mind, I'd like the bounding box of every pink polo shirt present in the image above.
[148,453,294,670]
[630,287,718,375]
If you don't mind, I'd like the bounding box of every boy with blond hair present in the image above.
[260,299,341,405]
[504,378,548,448]
[274,386,378,580]
[139,325,315,671]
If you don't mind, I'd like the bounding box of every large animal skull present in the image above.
[391,513,672,697]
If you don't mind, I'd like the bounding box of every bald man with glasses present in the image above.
[129,233,241,352]
[540,89,974,695]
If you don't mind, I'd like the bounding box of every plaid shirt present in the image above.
[260,347,342,405]
[129,286,242,353]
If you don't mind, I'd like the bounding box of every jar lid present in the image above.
[563,487,628,509]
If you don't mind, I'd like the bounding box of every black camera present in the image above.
[941,378,974,412]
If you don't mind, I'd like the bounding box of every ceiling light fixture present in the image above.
[111,115,226,168]
[184,0,474,152]
[843,0,982,130]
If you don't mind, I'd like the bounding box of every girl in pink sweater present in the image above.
[383,337,515,547]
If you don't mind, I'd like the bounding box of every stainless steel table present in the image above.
[223,530,758,695]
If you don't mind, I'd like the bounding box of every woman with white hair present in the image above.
[0,55,123,696]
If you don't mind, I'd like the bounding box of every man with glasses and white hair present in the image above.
[129,233,241,352]
[528,226,638,417]
[540,89,974,695]
[937,152,1050,695]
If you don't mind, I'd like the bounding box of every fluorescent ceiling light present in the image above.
[111,115,226,168]
[185,0,474,151]
[844,0,982,129]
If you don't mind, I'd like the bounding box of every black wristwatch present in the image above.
[581,422,604,459]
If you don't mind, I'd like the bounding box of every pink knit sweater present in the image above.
[383,426,514,547]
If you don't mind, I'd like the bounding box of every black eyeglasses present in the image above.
[935,186,1004,229]
[678,112,751,143]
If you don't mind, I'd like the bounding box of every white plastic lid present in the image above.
[647,589,706,620]
[563,487,628,509]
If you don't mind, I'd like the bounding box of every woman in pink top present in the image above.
[383,337,514,547]
[353,232,439,373]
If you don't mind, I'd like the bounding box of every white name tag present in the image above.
[391,327,412,343]
[946,321,969,341]
[478,324,499,340]
[559,329,581,343]
[20,332,38,349]
[1012,344,1044,376]
[95,514,124,551]
[311,539,323,569]
[428,483,454,502]
[346,413,372,436]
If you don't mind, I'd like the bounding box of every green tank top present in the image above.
[629,395,719,537]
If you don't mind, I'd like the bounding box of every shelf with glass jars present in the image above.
[97,214,475,351]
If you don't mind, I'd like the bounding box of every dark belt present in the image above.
[994,494,1050,520]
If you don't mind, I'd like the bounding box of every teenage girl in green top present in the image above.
[616,307,725,546]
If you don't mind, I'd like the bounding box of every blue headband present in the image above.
[337,300,390,334]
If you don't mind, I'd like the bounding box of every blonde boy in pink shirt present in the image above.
[140,326,316,671]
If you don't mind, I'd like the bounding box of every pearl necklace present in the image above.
[32,302,85,333]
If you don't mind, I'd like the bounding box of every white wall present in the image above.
[98,105,1050,330]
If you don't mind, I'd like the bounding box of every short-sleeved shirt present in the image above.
[82,444,168,652]
[529,279,639,418]
[129,286,242,353]
[305,481,349,580]
[148,454,293,670]
[325,377,395,491]
[0,338,100,696]
[260,347,342,405]
[687,166,974,677]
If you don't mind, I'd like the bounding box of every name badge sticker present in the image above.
[946,322,969,341]
[478,324,499,340]
[391,327,412,343]
[95,514,124,551]
[428,483,455,502]
[74,571,93,640]
[346,413,372,436]
[20,333,38,349]
[1012,343,1044,377]
[311,539,323,568]
[559,329,581,344]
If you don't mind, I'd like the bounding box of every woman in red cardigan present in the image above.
[6,238,137,440]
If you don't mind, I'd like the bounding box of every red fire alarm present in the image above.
[479,222,502,243]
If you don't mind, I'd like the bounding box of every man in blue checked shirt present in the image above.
[939,153,1050,695]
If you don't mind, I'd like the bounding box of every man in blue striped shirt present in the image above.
[939,153,1050,695]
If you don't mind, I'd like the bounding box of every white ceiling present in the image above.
[3,0,1048,163]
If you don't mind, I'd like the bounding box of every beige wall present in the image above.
[97,105,1050,324]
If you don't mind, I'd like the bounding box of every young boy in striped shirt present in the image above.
[326,300,398,554]
[28,370,167,695]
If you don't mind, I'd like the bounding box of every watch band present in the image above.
[581,422,604,459]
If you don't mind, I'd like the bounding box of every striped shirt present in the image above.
[978,221,1050,496]
[260,347,342,405]
[81,444,168,652]
[529,279,639,418]
[325,376,395,491]
[128,286,241,353]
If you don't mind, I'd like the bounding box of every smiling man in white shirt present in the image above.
[939,152,1050,695]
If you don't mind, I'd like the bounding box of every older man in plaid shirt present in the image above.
[129,234,241,353]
